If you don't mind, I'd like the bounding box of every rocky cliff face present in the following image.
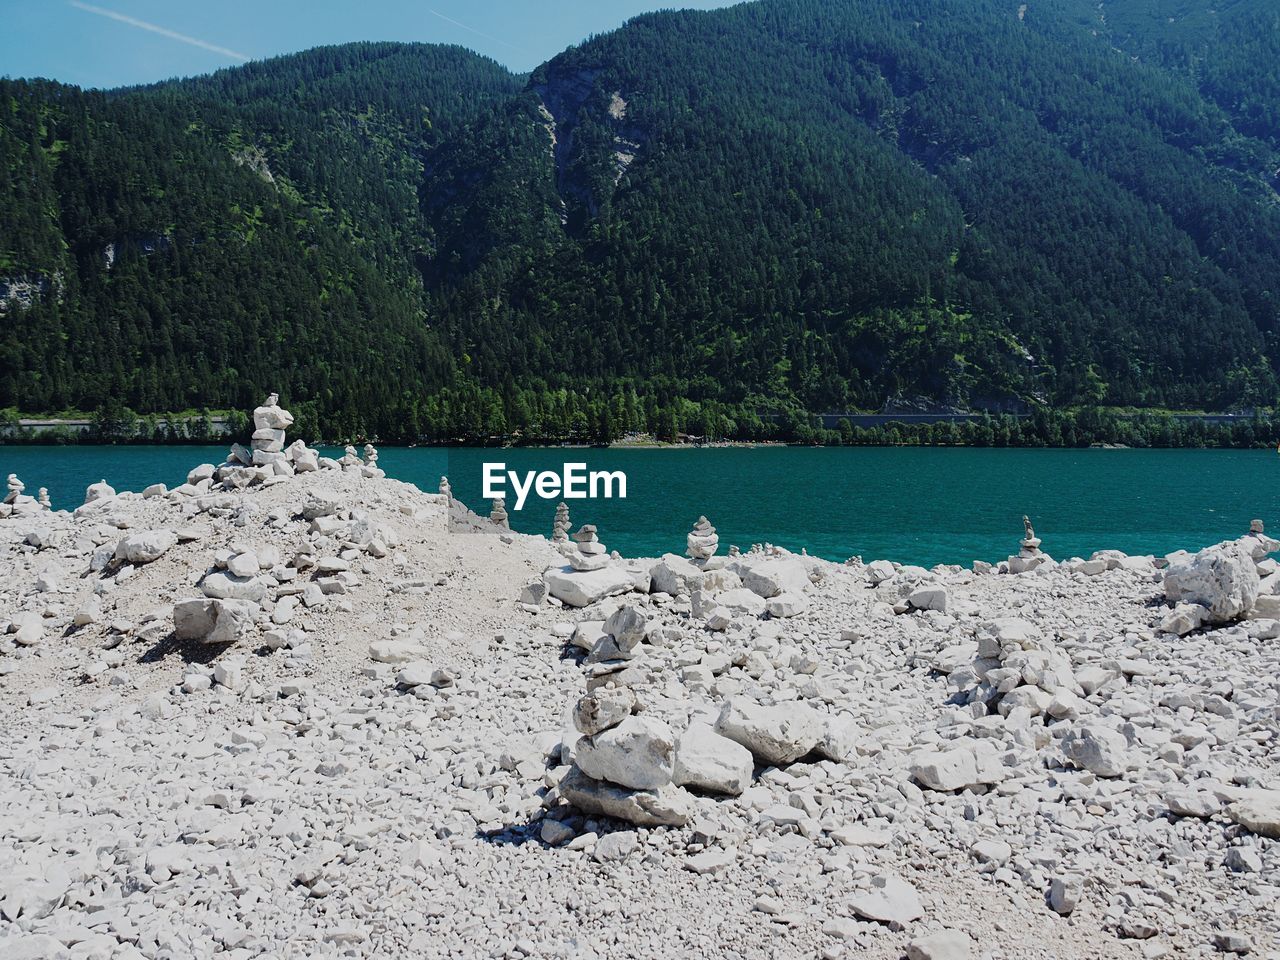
[531,67,646,225]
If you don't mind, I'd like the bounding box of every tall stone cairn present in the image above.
[249,393,294,467]
[491,498,510,529]
[686,516,719,561]
[552,502,571,542]
[569,524,609,571]
[439,476,452,500]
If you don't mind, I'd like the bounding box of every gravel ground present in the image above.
[1,459,1276,960]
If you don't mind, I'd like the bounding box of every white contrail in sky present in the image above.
[69,1,250,62]
[427,7,525,54]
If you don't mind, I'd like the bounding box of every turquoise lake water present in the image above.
[2,445,1276,567]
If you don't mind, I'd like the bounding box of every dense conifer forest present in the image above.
[2,0,1279,444]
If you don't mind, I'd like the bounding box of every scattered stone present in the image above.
[847,872,924,926]
[906,930,974,960]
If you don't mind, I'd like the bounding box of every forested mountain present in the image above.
[2,0,1279,442]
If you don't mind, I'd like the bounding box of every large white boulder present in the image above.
[734,557,809,598]
[1164,542,1259,623]
[1062,723,1131,777]
[673,722,754,795]
[11,611,45,646]
[576,716,676,790]
[83,480,115,505]
[200,570,267,603]
[1226,790,1280,839]
[648,553,706,596]
[910,740,1006,791]
[907,584,949,612]
[714,587,766,617]
[173,598,256,645]
[765,591,809,618]
[906,930,974,960]
[544,565,634,608]
[714,697,824,766]
[847,872,925,925]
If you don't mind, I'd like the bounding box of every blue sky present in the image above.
[0,1,738,89]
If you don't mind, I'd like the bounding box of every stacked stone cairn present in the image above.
[1007,515,1049,573]
[361,443,384,479]
[37,488,51,510]
[568,524,608,570]
[558,605,696,826]
[686,516,719,562]
[339,445,362,474]
[250,393,293,466]
[552,502,571,544]
[490,498,510,529]
[555,600,842,828]
[2,474,44,517]
[439,476,452,501]
[221,393,319,484]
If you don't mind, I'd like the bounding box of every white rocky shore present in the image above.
[1,400,1277,960]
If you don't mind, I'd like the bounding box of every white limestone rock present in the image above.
[573,686,637,736]
[734,556,809,598]
[847,872,925,926]
[83,480,116,505]
[765,591,809,618]
[673,722,754,795]
[649,553,707,596]
[907,583,949,612]
[906,930,974,960]
[1227,790,1280,839]
[200,570,267,603]
[1164,542,1259,623]
[558,766,694,827]
[544,564,634,608]
[1062,723,1131,777]
[910,740,1006,791]
[576,716,677,790]
[714,697,824,766]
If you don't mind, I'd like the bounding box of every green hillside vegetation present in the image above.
[2,1,1278,444]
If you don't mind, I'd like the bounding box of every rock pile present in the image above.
[439,475,452,500]
[1007,514,1049,573]
[490,498,510,529]
[686,516,719,561]
[361,443,385,479]
[1,474,42,517]
[221,393,321,483]
[568,524,608,571]
[339,444,362,473]
[250,392,294,465]
[552,502,571,543]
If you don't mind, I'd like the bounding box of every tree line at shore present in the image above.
[3,399,1276,450]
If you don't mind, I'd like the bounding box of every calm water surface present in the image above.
[2,445,1275,567]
